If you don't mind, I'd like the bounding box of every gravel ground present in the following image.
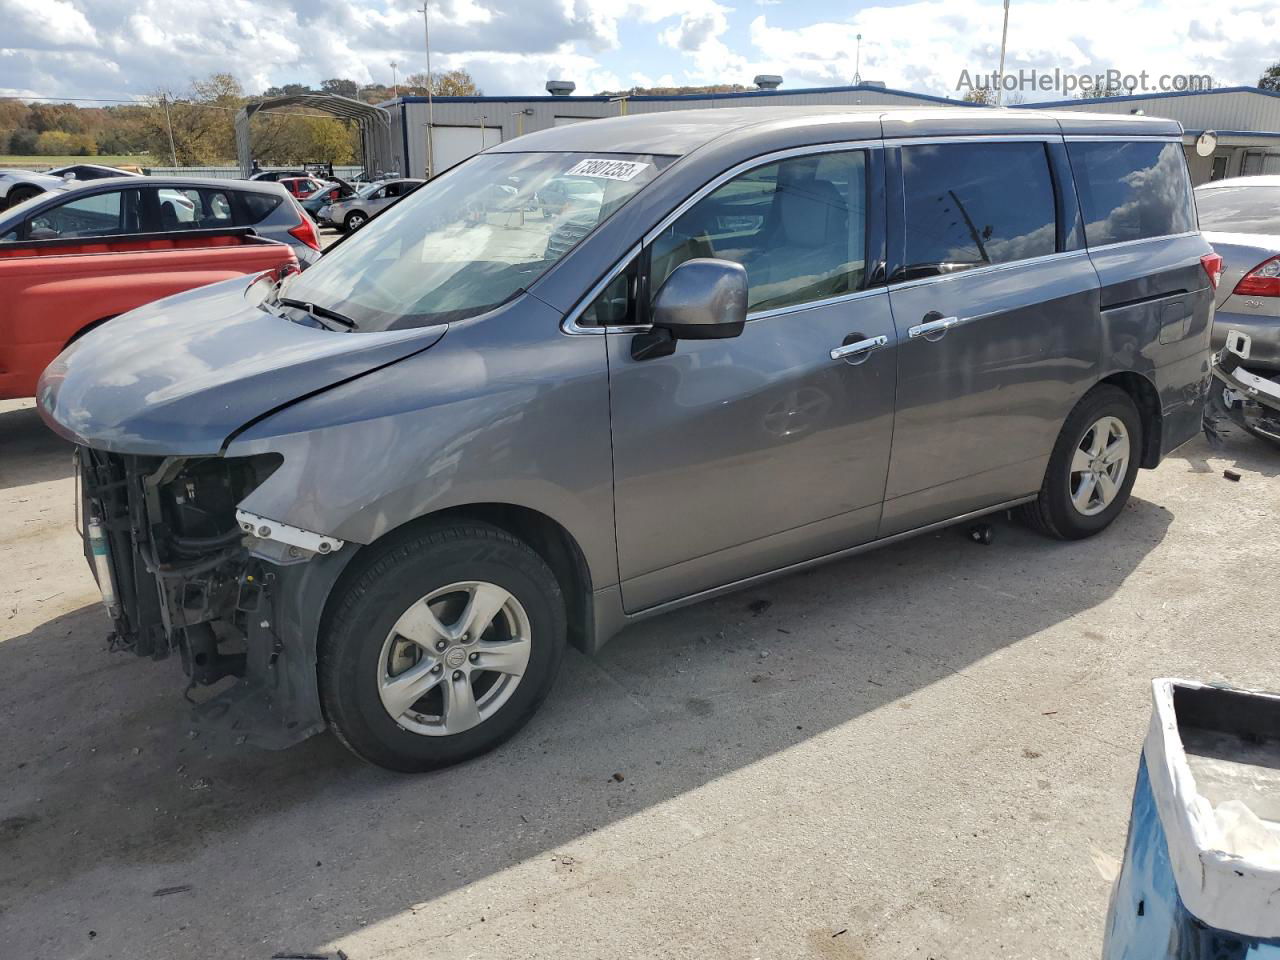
[1,395,1276,960]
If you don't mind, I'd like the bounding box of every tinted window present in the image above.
[900,141,1056,280]
[239,192,282,224]
[24,189,141,240]
[1067,140,1195,246]
[580,263,636,328]
[1195,185,1280,235]
[650,150,867,313]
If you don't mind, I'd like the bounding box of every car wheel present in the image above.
[1020,384,1142,540]
[344,211,367,232]
[319,521,566,772]
[6,185,43,207]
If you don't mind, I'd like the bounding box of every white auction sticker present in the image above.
[564,158,650,182]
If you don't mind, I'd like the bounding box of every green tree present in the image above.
[320,78,360,99]
[962,88,994,104]
[1261,62,1280,91]
[141,73,245,164]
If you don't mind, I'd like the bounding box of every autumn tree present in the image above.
[402,69,482,96]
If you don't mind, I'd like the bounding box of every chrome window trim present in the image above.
[883,134,1061,147]
[561,243,641,335]
[1082,230,1200,253]
[746,286,885,321]
[1062,135,1185,143]
[886,248,1091,292]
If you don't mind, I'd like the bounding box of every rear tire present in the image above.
[319,522,566,772]
[1020,385,1143,540]
[6,185,42,208]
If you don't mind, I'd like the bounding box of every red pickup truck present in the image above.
[1,228,296,400]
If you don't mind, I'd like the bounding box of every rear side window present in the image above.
[1195,185,1280,235]
[1067,140,1195,247]
[900,141,1057,280]
[238,191,283,224]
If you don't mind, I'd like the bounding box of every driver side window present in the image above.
[648,150,868,314]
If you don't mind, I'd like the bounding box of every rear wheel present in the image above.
[6,184,42,208]
[319,522,566,772]
[1020,385,1143,540]
[344,210,367,232]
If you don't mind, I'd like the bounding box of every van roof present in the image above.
[490,105,1183,158]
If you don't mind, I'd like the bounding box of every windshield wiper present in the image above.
[278,297,357,330]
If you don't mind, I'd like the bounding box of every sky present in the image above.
[0,0,1277,104]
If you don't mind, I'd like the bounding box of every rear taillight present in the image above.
[288,209,321,251]
[1233,255,1280,298]
[1200,252,1224,289]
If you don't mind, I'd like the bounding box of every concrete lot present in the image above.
[1,395,1276,960]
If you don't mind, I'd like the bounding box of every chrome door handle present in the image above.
[830,334,888,361]
[908,315,972,339]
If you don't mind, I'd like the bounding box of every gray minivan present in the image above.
[39,107,1218,771]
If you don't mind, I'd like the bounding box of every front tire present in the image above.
[343,211,367,232]
[319,522,566,772]
[1021,385,1143,540]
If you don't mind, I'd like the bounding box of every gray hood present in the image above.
[38,275,446,456]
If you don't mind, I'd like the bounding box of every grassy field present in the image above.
[0,155,151,169]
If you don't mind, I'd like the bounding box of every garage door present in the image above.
[430,125,503,175]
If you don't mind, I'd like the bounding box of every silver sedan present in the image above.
[318,178,425,232]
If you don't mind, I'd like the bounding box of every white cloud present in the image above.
[0,0,1275,104]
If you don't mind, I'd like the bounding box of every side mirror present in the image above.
[652,258,748,340]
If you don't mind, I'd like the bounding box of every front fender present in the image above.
[226,295,619,588]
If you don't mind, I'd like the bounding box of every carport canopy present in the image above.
[234,94,391,176]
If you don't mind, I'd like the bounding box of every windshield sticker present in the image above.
[564,158,650,182]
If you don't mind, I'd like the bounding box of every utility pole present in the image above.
[390,60,399,98]
[161,93,177,165]
[995,0,1010,105]
[853,33,862,85]
[418,2,435,178]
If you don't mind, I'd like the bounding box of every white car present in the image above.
[0,163,141,210]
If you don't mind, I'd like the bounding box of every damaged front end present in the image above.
[79,448,340,747]
[1205,328,1280,445]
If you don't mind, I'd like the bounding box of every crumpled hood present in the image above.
[37,274,446,455]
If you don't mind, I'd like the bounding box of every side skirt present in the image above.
[587,495,1037,653]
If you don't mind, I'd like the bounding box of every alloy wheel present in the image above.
[1069,415,1130,516]
[377,581,532,736]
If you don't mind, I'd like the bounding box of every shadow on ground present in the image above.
[0,488,1175,957]
[0,403,72,490]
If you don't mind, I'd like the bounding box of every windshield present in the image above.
[279,151,674,330]
[1196,185,1280,235]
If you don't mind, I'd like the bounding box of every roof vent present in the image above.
[861,80,886,89]
[546,80,576,97]
[754,75,783,90]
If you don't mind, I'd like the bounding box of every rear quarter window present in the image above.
[238,191,283,224]
[1067,140,1195,247]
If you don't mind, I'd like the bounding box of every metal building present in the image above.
[380,82,979,179]
[369,81,1280,187]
